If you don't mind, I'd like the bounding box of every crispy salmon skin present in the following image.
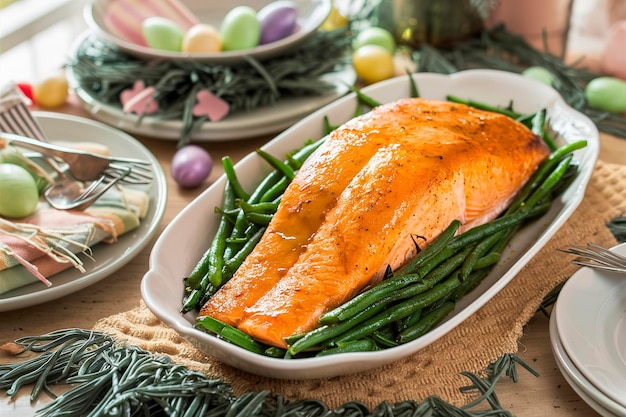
[198,98,550,348]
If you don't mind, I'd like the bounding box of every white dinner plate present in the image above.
[66,32,356,142]
[0,112,167,312]
[554,242,626,409]
[142,70,599,379]
[550,308,626,416]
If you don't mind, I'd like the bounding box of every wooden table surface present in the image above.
[1,96,624,416]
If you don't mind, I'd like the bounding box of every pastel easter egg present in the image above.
[353,27,396,54]
[35,71,68,109]
[0,163,39,218]
[522,66,555,86]
[142,17,184,52]
[257,3,297,44]
[585,76,626,113]
[182,23,222,53]
[220,6,260,51]
[352,44,394,84]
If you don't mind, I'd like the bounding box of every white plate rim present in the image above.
[0,112,168,312]
[550,308,626,416]
[66,31,356,141]
[84,0,332,64]
[554,242,626,408]
[142,69,600,379]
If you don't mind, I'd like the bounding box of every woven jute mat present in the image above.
[94,159,626,409]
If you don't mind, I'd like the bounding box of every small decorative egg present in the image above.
[522,66,555,86]
[320,5,348,31]
[220,6,260,51]
[352,45,394,85]
[0,163,39,218]
[353,27,396,54]
[34,71,68,109]
[585,76,626,113]
[182,23,222,53]
[257,2,297,45]
[142,17,184,52]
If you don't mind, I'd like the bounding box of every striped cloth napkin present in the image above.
[0,83,151,294]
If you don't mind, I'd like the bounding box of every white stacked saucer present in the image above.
[551,243,626,417]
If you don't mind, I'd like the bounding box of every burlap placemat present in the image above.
[94,159,626,409]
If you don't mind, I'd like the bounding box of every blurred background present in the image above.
[1,0,624,87]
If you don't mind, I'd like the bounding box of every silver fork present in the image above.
[0,132,153,184]
[560,243,626,273]
[44,166,132,210]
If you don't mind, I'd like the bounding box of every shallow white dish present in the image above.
[554,243,626,409]
[85,0,331,64]
[66,33,356,141]
[0,112,167,312]
[142,70,599,379]
[550,308,626,416]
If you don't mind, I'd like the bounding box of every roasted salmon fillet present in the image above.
[198,98,550,348]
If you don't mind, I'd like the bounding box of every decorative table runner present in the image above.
[94,159,626,408]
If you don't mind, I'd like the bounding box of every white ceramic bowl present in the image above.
[141,70,599,379]
[84,0,332,64]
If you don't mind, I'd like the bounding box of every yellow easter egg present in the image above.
[320,5,348,30]
[35,72,69,108]
[352,45,394,85]
[182,24,222,53]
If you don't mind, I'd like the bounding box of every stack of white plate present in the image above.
[551,243,626,417]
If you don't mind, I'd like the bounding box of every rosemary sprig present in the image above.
[1,329,539,417]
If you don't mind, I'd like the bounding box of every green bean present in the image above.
[315,339,378,356]
[472,252,501,270]
[451,268,493,301]
[194,317,266,354]
[408,71,419,98]
[221,157,249,201]
[263,347,287,358]
[221,227,266,281]
[349,85,382,108]
[515,111,535,129]
[184,183,236,290]
[531,108,557,151]
[398,309,422,332]
[446,95,522,119]
[397,301,455,344]
[334,274,462,343]
[288,300,390,355]
[236,200,279,214]
[353,100,364,118]
[317,273,418,325]
[256,149,295,180]
[505,140,587,213]
[395,219,461,275]
[245,212,273,226]
[323,116,337,135]
[458,230,505,280]
[321,243,469,324]
[370,327,399,347]
[259,176,290,203]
